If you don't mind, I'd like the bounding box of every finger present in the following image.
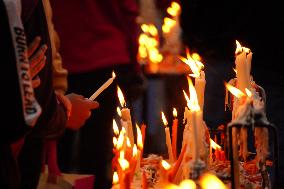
[32,77,41,88]
[31,56,46,78]
[28,36,41,57]
[86,100,99,109]
[30,45,47,68]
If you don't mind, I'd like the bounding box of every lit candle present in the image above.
[135,124,143,172]
[172,108,178,161]
[140,123,146,160]
[112,171,119,189]
[161,160,171,182]
[117,86,134,146]
[162,112,174,163]
[89,71,116,100]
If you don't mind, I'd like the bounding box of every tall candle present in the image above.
[89,71,116,100]
[161,112,174,163]
[172,108,178,161]
[195,71,206,111]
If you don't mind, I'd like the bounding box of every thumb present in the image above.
[85,100,99,109]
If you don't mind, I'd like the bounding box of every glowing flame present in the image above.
[245,88,252,97]
[164,184,179,189]
[161,112,168,126]
[161,160,171,170]
[187,77,200,111]
[141,24,149,33]
[117,107,122,117]
[116,127,126,150]
[126,137,131,147]
[120,150,125,159]
[167,2,180,17]
[113,171,119,185]
[192,53,201,62]
[133,144,138,157]
[117,86,126,107]
[173,108,177,118]
[235,40,243,54]
[162,17,176,33]
[233,68,237,74]
[118,158,129,171]
[149,48,163,63]
[139,34,148,45]
[113,137,117,147]
[199,173,226,189]
[149,24,158,36]
[225,82,245,99]
[183,90,190,108]
[112,71,116,78]
[210,139,221,150]
[113,119,119,135]
[179,179,197,189]
[136,124,143,149]
[180,49,203,78]
[138,46,147,59]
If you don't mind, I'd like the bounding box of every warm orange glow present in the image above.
[210,139,221,150]
[243,46,251,54]
[167,2,180,17]
[233,68,237,74]
[136,124,143,149]
[138,46,147,59]
[235,40,243,54]
[117,107,122,117]
[149,48,163,63]
[112,71,116,78]
[118,158,129,171]
[117,86,126,107]
[179,179,196,189]
[187,77,200,111]
[120,150,125,159]
[141,24,149,33]
[113,119,119,136]
[245,88,252,97]
[192,53,201,62]
[133,144,138,157]
[149,24,158,36]
[179,50,203,78]
[116,127,126,150]
[126,137,131,147]
[113,137,117,147]
[161,160,171,170]
[173,108,177,118]
[113,171,119,185]
[225,82,245,98]
[161,112,168,126]
[139,34,148,45]
[164,184,179,189]
[162,17,176,33]
[199,173,226,189]
[171,2,181,11]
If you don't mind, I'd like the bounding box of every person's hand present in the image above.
[28,36,47,88]
[65,93,99,130]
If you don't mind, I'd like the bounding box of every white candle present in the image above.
[162,112,174,163]
[89,72,116,100]
[195,71,206,111]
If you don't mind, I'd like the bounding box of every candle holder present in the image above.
[227,109,279,189]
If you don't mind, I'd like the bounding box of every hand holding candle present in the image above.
[89,71,116,100]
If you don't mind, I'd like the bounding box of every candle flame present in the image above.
[180,49,203,78]
[117,86,126,107]
[161,160,171,170]
[116,127,126,150]
[138,46,147,59]
[192,53,201,62]
[118,158,129,171]
[164,184,179,189]
[233,68,237,74]
[113,171,119,185]
[113,119,119,135]
[179,179,197,189]
[173,108,177,118]
[210,139,221,150]
[225,82,245,98]
[149,48,163,63]
[161,112,168,126]
[117,107,122,117]
[162,17,176,33]
[199,173,226,189]
[235,40,243,54]
[113,137,117,147]
[126,137,131,147]
[133,144,138,157]
[183,90,190,108]
[141,24,149,33]
[112,71,116,78]
[149,24,158,36]
[136,124,143,149]
[187,77,200,111]
[167,2,180,17]
[245,88,252,97]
